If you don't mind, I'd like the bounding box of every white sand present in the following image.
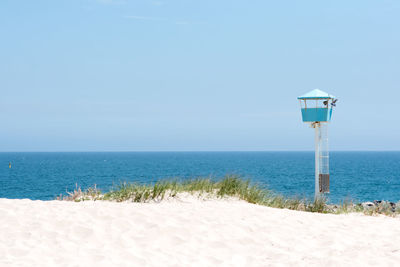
[1,197,400,267]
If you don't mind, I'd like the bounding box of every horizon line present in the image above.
[0,150,399,153]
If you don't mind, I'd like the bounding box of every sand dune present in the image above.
[1,197,400,266]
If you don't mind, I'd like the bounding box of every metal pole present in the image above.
[314,122,320,201]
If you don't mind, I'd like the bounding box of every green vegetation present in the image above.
[57,175,400,217]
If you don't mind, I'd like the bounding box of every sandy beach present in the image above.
[1,197,400,267]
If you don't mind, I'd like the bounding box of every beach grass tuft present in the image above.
[58,175,400,217]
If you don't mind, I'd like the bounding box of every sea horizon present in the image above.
[1,150,400,153]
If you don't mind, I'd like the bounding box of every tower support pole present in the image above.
[314,122,320,201]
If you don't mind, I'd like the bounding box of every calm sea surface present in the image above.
[0,152,399,203]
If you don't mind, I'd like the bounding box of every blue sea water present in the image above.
[0,152,399,203]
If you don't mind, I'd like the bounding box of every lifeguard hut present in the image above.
[298,89,337,200]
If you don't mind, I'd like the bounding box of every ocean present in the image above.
[0,152,399,203]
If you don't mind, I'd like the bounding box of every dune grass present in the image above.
[58,175,400,217]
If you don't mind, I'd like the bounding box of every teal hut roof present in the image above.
[297,89,335,99]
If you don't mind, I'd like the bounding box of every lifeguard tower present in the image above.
[298,89,337,200]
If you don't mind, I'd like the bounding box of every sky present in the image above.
[0,0,399,151]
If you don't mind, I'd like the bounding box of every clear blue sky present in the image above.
[1,0,399,151]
